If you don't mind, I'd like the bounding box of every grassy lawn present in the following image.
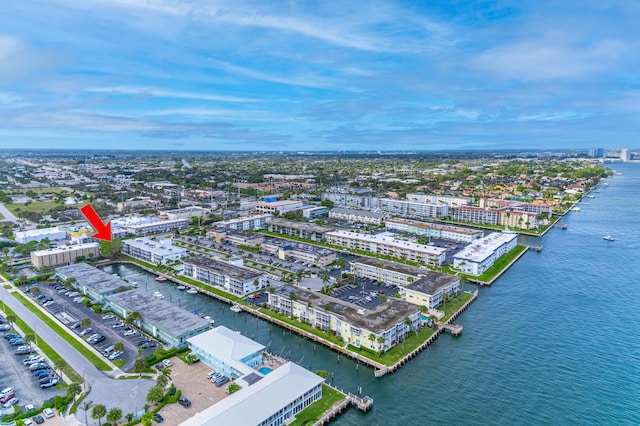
[474,245,527,283]
[12,292,113,371]
[260,308,345,346]
[289,384,346,426]
[347,325,437,365]
[0,303,83,383]
[6,201,64,215]
[440,291,474,322]
[3,284,11,289]
[0,211,4,220]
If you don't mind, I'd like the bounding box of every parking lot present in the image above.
[331,279,400,309]
[30,282,158,372]
[0,316,65,414]
[156,358,229,425]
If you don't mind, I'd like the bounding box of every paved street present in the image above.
[0,285,154,425]
[0,202,19,224]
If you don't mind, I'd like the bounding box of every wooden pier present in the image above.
[553,224,567,230]
[312,390,373,426]
[439,322,463,336]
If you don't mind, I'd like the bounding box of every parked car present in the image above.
[90,335,106,345]
[43,408,54,418]
[10,338,25,346]
[108,351,123,360]
[178,397,191,408]
[29,362,48,371]
[23,356,43,365]
[112,323,125,329]
[0,392,16,403]
[16,346,34,355]
[0,324,11,331]
[102,314,115,320]
[214,376,229,387]
[139,340,157,348]
[38,375,55,384]
[79,328,93,336]
[32,415,45,424]
[123,330,137,337]
[154,413,164,423]
[2,397,19,408]
[34,369,51,377]
[41,379,58,389]
[4,333,20,340]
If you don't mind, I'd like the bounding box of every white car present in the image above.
[108,351,123,360]
[162,359,173,367]
[43,408,54,418]
[3,397,19,408]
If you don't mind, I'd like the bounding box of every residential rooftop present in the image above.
[56,262,127,295]
[266,218,335,233]
[184,256,262,281]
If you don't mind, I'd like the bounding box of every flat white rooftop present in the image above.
[327,230,447,256]
[123,237,186,257]
[32,242,99,257]
[453,232,517,263]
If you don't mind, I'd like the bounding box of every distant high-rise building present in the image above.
[621,148,630,162]
[589,148,604,158]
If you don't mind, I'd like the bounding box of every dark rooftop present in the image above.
[56,263,126,295]
[184,256,262,282]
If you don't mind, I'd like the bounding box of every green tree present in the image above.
[91,403,107,426]
[156,374,169,389]
[6,314,16,330]
[80,401,94,426]
[80,317,91,329]
[146,385,164,405]
[114,341,125,353]
[100,239,123,258]
[24,333,35,350]
[106,407,123,425]
[67,382,82,402]
[125,311,141,326]
[54,358,68,376]
[134,357,147,377]
[30,286,41,297]
[141,412,154,426]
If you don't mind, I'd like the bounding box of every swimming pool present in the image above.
[258,367,273,375]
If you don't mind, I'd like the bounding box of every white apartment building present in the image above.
[269,285,420,352]
[325,230,447,266]
[322,188,378,209]
[160,206,209,220]
[112,216,189,236]
[379,198,449,219]
[215,214,273,231]
[385,218,483,243]
[451,206,500,225]
[15,227,67,244]
[406,194,473,206]
[255,200,305,215]
[453,232,518,275]
[328,207,387,225]
[262,241,337,267]
[122,237,188,265]
[182,256,265,296]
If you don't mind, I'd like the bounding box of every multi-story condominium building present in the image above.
[56,263,210,348]
[159,206,209,220]
[112,216,189,236]
[498,208,542,230]
[116,197,160,212]
[322,187,378,209]
[302,206,329,219]
[269,285,420,352]
[182,327,323,426]
[266,218,334,242]
[453,232,518,275]
[451,206,500,225]
[385,218,483,242]
[215,214,273,231]
[329,207,387,225]
[262,241,337,267]
[31,243,100,269]
[122,237,187,265]
[325,230,447,266]
[379,198,449,220]
[406,194,473,206]
[350,258,460,309]
[182,256,265,296]
[210,230,265,247]
[255,200,305,215]
[15,227,67,244]
[479,198,553,215]
[66,225,128,243]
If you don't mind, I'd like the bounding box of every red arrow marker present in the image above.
[80,204,112,242]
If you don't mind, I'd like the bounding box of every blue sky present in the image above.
[0,0,638,151]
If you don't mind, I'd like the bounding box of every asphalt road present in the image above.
[0,286,154,424]
[0,202,19,224]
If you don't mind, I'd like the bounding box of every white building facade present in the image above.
[453,232,518,275]
[122,237,187,265]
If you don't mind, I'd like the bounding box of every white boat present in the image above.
[230,304,242,313]
[186,289,198,294]
[153,291,165,298]
[131,282,138,288]
[112,274,120,278]
[204,316,215,324]
[603,235,614,241]
[572,207,581,212]
[176,285,186,290]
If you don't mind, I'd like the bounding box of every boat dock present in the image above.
[528,245,543,252]
[313,388,373,426]
[439,322,463,336]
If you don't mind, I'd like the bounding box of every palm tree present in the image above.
[126,311,141,326]
[156,374,169,389]
[6,314,16,330]
[146,385,164,405]
[67,383,82,402]
[30,287,40,297]
[141,412,154,426]
[113,341,125,353]
[403,317,413,338]
[80,317,91,329]
[106,407,123,426]
[91,403,107,426]
[80,401,94,426]
[134,357,147,377]
[24,333,35,350]
[367,333,375,349]
[54,358,67,377]
[376,335,385,355]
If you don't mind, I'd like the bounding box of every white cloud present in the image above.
[86,86,258,103]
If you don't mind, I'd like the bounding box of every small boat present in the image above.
[153,291,165,298]
[112,274,120,278]
[603,235,614,241]
[230,304,242,313]
[176,285,186,291]
[155,276,167,282]
[571,207,581,212]
[131,282,138,288]
[204,316,215,324]
[186,289,198,294]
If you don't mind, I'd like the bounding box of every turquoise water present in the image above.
[259,367,273,375]
[103,163,640,425]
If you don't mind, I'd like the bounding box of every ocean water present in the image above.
[104,163,640,426]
